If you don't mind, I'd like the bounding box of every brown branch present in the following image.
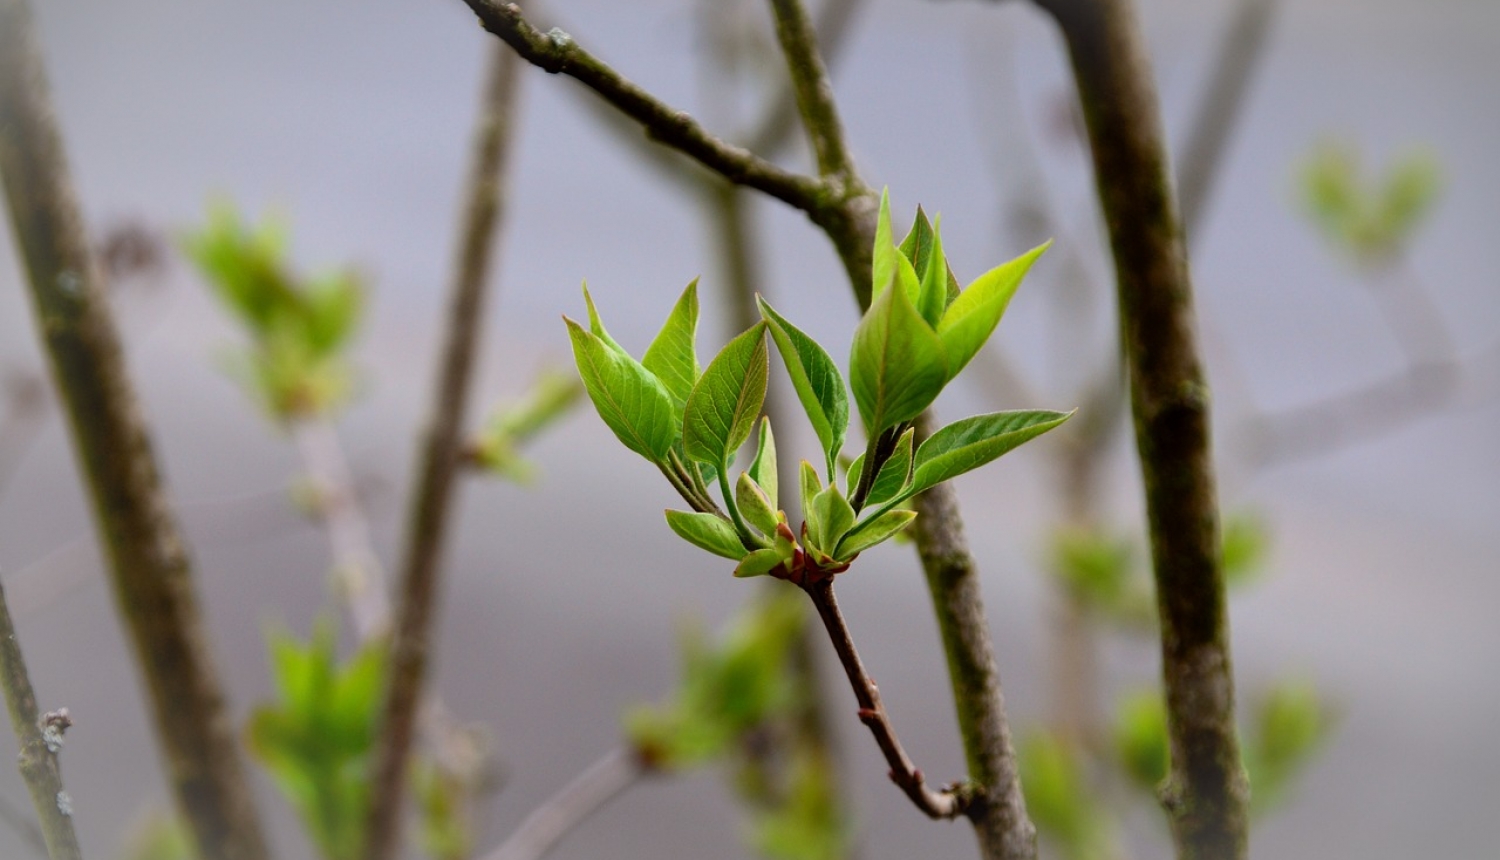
[1176,0,1278,238]
[766,0,860,183]
[0,581,83,860]
[364,41,523,860]
[478,748,645,860]
[747,0,866,158]
[0,3,273,859]
[460,1,826,214]
[1035,1,1248,858]
[801,579,967,820]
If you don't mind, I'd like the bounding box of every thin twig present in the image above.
[1035,1,1248,857]
[0,3,272,858]
[364,41,524,860]
[461,1,826,214]
[1176,0,1278,238]
[479,748,645,860]
[0,582,82,860]
[766,0,860,184]
[802,579,967,819]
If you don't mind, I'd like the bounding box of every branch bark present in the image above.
[363,40,523,860]
[0,3,273,859]
[1035,1,1248,857]
[0,581,83,860]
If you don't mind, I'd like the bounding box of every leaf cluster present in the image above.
[567,190,1072,583]
[469,369,584,483]
[1299,140,1442,266]
[245,622,385,860]
[184,204,365,420]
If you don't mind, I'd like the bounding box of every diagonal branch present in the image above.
[0,3,273,858]
[460,1,827,215]
[362,40,524,860]
[0,581,83,860]
[479,747,646,860]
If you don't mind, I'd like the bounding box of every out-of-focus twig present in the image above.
[0,3,272,857]
[479,748,646,860]
[0,581,84,860]
[364,41,524,860]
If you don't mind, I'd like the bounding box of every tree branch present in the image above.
[0,3,273,858]
[1035,1,1248,857]
[766,0,860,184]
[460,1,827,214]
[478,748,645,860]
[802,578,969,819]
[364,41,523,860]
[0,581,83,860]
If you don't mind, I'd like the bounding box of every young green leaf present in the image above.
[898,206,935,277]
[915,215,948,327]
[849,274,949,435]
[737,472,780,536]
[565,317,676,461]
[870,189,922,305]
[683,322,769,466]
[908,409,1073,496]
[836,509,917,560]
[936,242,1049,380]
[665,510,747,560]
[748,417,778,511]
[735,548,785,578]
[843,452,864,497]
[808,484,855,556]
[581,283,628,355]
[642,280,700,408]
[866,427,915,507]
[757,298,847,478]
[799,461,822,538]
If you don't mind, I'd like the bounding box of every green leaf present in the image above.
[748,417,778,511]
[665,510,747,560]
[737,472,780,536]
[565,317,676,461]
[849,275,949,435]
[870,189,922,305]
[900,206,960,306]
[642,279,700,409]
[909,410,1073,496]
[757,298,847,477]
[799,461,821,538]
[866,427,915,507]
[835,509,916,560]
[808,484,855,557]
[582,282,627,354]
[683,322,769,467]
[936,242,1049,380]
[843,452,863,497]
[915,215,948,327]
[1113,690,1169,790]
[735,548,785,578]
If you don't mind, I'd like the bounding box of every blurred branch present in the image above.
[0,370,49,499]
[365,42,524,860]
[479,748,645,860]
[1034,1,1247,858]
[0,582,83,860]
[1176,0,1278,238]
[0,3,273,858]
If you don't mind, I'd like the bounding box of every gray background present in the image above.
[1,0,1496,858]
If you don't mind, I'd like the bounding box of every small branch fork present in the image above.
[801,578,970,820]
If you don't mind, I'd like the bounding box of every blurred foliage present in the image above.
[624,590,846,860]
[1299,140,1442,266]
[1019,731,1114,860]
[118,809,193,860]
[184,204,365,420]
[1244,678,1334,814]
[1112,689,1170,793]
[411,757,473,860]
[624,592,805,769]
[246,621,384,860]
[470,369,584,483]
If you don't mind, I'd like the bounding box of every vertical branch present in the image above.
[908,416,1036,860]
[1037,1,1248,857]
[364,41,524,860]
[0,582,83,860]
[0,3,273,860]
